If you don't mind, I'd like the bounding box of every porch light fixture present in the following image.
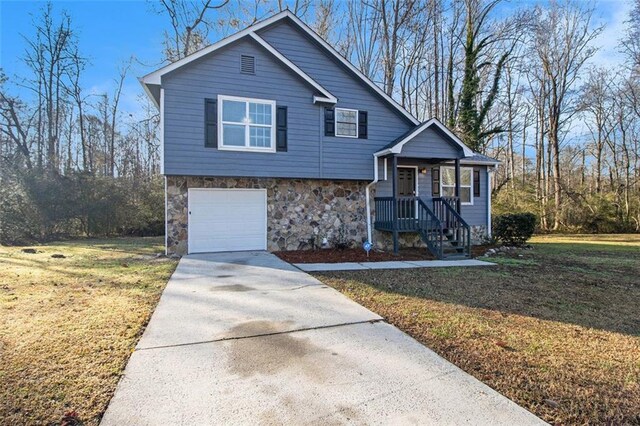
[420,167,427,174]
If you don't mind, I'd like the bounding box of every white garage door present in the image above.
[188,189,267,253]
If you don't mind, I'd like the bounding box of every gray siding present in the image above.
[398,127,462,159]
[258,21,414,179]
[375,161,488,227]
[163,37,323,178]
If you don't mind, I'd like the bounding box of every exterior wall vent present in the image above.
[240,55,255,74]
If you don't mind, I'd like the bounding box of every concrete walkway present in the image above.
[102,251,543,425]
[295,258,495,272]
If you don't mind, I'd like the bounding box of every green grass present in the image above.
[0,237,177,426]
[316,234,640,425]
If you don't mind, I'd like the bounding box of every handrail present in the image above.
[416,198,443,259]
[432,197,471,257]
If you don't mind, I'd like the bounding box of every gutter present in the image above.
[365,153,382,244]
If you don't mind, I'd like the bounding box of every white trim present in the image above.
[366,153,383,244]
[375,118,474,158]
[487,168,493,237]
[282,12,419,125]
[248,33,337,103]
[139,10,416,123]
[187,188,268,254]
[440,166,474,206]
[383,158,388,180]
[164,176,168,255]
[159,88,165,174]
[217,95,277,153]
[335,107,359,138]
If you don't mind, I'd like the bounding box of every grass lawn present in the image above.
[0,237,177,425]
[316,234,640,425]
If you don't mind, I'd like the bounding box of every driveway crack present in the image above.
[136,318,385,352]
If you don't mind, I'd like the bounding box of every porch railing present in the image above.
[374,196,470,259]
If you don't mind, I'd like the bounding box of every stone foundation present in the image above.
[166,176,369,256]
[373,225,489,251]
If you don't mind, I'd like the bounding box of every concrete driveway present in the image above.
[102,251,544,425]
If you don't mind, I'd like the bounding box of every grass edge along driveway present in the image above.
[315,234,640,425]
[0,237,177,426]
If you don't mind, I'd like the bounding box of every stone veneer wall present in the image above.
[166,176,369,256]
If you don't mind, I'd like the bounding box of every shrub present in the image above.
[493,213,537,246]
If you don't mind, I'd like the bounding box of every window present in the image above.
[441,166,473,205]
[218,95,276,152]
[335,108,358,138]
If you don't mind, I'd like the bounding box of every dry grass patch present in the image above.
[0,237,177,425]
[316,234,640,425]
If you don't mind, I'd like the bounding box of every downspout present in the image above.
[487,167,493,238]
[366,153,381,244]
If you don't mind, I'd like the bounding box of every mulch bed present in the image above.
[276,245,495,264]
[275,248,435,263]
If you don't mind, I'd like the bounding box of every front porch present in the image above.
[373,156,472,260]
[370,119,478,259]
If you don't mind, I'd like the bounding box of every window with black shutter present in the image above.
[204,98,217,148]
[358,111,368,139]
[276,106,287,152]
[474,169,480,197]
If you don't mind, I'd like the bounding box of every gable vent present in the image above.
[240,55,255,74]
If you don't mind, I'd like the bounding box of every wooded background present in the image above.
[1,0,639,244]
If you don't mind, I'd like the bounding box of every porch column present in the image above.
[454,158,461,213]
[391,155,399,255]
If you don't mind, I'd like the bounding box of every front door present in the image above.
[397,167,416,219]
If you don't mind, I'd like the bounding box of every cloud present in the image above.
[589,0,633,69]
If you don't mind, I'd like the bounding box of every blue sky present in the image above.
[0,0,633,118]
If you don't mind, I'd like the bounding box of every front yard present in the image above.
[316,234,640,425]
[0,237,177,425]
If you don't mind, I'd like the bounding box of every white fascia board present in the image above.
[249,33,337,103]
[139,77,160,109]
[283,13,419,125]
[141,11,291,86]
[313,95,337,104]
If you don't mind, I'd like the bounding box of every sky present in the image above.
[0,0,634,119]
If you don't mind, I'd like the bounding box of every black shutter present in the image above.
[276,106,287,152]
[474,169,480,197]
[432,168,440,196]
[204,98,217,148]
[358,110,368,139]
[324,108,335,136]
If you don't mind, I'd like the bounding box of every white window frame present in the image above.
[335,107,359,138]
[217,94,276,153]
[440,166,474,206]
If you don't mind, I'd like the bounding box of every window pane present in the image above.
[249,102,272,125]
[442,186,456,197]
[336,109,358,136]
[460,187,471,203]
[222,124,245,146]
[249,126,271,148]
[336,122,357,136]
[460,168,472,185]
[441,167,456,185]
[222,100,246,122]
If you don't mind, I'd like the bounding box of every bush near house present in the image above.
[493,212,537,246]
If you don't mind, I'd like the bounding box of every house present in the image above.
[140,10,499,259]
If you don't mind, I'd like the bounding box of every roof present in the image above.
[375,118,474,158]
[460,153,501,165]
[139,11,420,125]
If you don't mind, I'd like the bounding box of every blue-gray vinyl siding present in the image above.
[162,37,323,178]
[398,127,463,159]
[375,161,488,227]
[258,20,415,179]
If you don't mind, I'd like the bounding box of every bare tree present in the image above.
[531,1,602,229]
